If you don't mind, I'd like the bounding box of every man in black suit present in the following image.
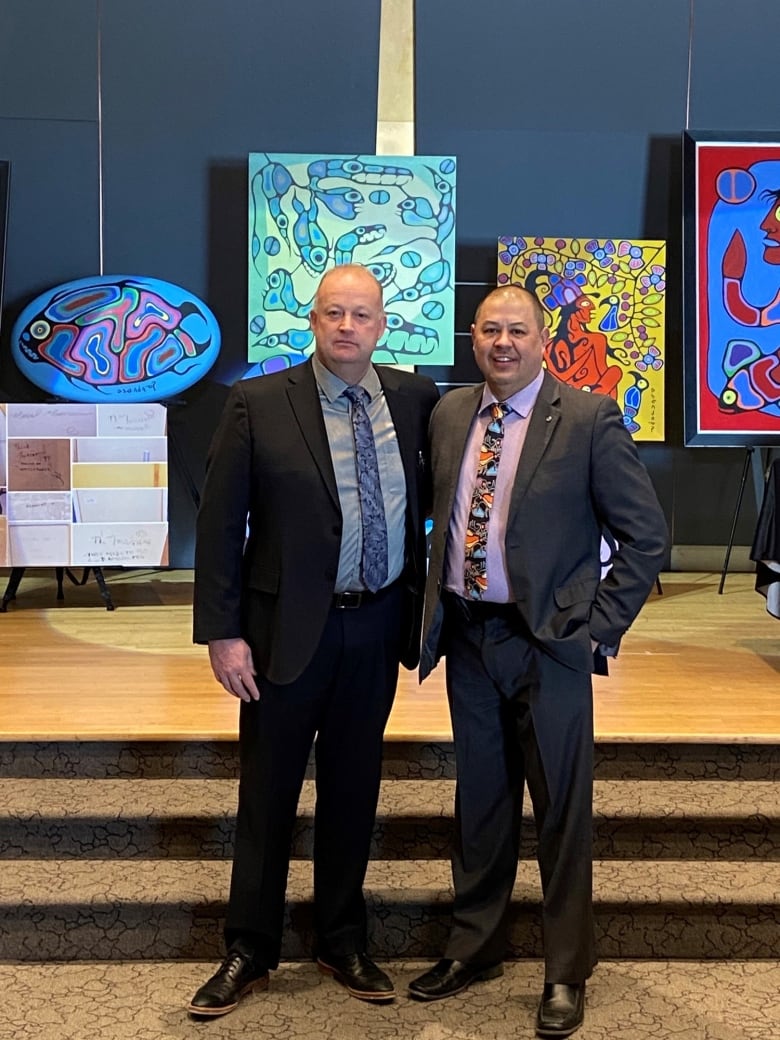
[188,264,438,1017]
[408,285,667,1037]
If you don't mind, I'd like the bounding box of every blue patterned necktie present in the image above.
[343,385,388,593]
[464,401,510,600]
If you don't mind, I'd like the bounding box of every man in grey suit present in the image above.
[189,265,438,1017]
[408,285,667,1038]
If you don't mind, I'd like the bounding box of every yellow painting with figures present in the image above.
[498,236,666,440]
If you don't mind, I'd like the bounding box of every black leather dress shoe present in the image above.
[408,958,504,1001]
[317,952,395,1002]
[536,982,585,1037]
[187,951,269,1017]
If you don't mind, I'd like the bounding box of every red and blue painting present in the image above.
[684,131,780,446]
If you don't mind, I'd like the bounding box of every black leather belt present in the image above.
[331,581,399,609]
[443,590,518,622]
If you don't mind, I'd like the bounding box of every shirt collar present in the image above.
[480,367,544,418]
[312,355,381,404]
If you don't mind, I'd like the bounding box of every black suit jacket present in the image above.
[194,360,439,684]
[421,371,668,680]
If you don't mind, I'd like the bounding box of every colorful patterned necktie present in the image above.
[343,385,389,593]
[464,401,510,600]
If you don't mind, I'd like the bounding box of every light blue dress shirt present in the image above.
[313,355,407,593]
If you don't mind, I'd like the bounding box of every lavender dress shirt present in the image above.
[443,369,544,603]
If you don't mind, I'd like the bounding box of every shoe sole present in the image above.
[408,963,504,1002]
[317,959,396,1002]
[186,974,269,1017]
[536,1023,583,1038]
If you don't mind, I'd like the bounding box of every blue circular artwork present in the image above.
[11,274,221,402]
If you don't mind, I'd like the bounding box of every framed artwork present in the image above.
[684,130,780,446]
[248,153,456,372]
[498,236,666,440]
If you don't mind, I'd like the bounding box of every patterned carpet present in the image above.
[3,959,778,1040]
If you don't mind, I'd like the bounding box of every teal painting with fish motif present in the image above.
[248,153,456,371]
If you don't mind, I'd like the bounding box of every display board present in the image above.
[0,403,168,568]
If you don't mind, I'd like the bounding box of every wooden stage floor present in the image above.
[0,570,777,744]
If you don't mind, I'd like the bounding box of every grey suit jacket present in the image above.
[420,371,668,680]
[193,359,438,685]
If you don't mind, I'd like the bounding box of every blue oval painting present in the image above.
[11,274,221,402]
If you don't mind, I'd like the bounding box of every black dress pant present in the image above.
[442,593,596,983]
[225,583,403,968]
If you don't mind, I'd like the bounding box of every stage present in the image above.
[0,569,777,745]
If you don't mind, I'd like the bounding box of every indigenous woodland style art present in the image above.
[498,236,666,441]
[248,152,456,370]
[684,131,780,445]
[10,275,221,404]
[0,403,168,569]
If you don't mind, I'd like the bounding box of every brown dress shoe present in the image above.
[187,951,269,1017]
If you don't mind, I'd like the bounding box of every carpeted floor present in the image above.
[2,959,777,1040]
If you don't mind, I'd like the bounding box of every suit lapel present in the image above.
[286,360,340,510]
[509,372,561,509]
[377,367,423,546]
[439,385,483,519]
[447,384,483,475]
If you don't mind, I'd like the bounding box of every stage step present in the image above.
[0,739,777,967]
[1,778,777,861]
[0,858,777,962]
[1,740,778,780]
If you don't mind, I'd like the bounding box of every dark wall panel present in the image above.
[415,0,690,135]
[689,0,780,129]
[0,0,97,120]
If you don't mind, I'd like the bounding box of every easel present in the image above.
[719,445,778,594]
[0,566,115,611]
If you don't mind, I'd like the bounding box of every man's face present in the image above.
[309,268,387,381]
[471,290,549,400]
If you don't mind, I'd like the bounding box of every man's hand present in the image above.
[208,638,260,702]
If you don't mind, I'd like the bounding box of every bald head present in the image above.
[474,284,546,332]
[314,264,384,311]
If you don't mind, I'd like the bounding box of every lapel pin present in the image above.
[545,415,552,422]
